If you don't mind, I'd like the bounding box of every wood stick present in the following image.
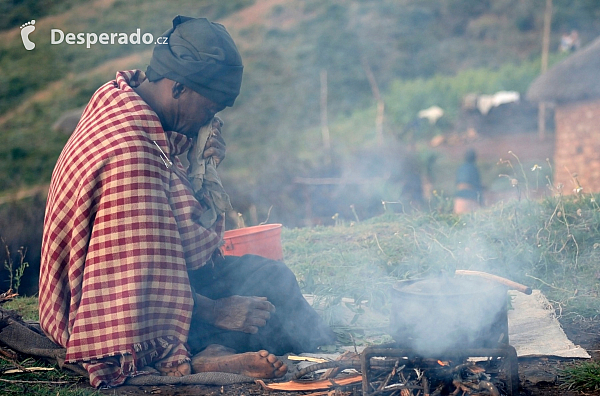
[320,351,358,380]
[455,270,532,294]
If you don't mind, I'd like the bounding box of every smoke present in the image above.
[390,276,508,355]
[281,195,539,356]
[377,211,520,355]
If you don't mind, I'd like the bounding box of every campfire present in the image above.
[360,272,525,395]
[359,344,518,396]
[271,344,518,395]
[273,343,519,396]
[263,272,529,396]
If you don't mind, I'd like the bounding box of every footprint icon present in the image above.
[20,20,36,50]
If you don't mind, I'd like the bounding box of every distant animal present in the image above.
[475,91,520,115]
[417,105,444,124]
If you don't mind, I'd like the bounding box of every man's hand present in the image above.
[212,295,275,334]
[203,116,226,167]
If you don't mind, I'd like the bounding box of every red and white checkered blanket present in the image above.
[39,70,224,387]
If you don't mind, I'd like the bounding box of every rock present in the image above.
[519,365,558,385]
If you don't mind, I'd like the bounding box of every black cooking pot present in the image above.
[390,276,509,355]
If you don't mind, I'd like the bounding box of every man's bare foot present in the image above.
[192,349,287,378]
[155,361,192,377]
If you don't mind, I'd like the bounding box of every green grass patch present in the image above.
[560,361,600,393]
[3,296,39,321]
[282,191,600,327]
[0,358,96,396]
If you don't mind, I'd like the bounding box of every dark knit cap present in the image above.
[146,15,243,107]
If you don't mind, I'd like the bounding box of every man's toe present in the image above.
[276,364,287,376]
[179,362,191,376]
[266,354,278,364]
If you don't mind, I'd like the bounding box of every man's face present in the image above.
[169,84,225,137]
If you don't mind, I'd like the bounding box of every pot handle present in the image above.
[455,270,532,295]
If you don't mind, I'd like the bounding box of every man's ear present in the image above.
[172,82,186,99]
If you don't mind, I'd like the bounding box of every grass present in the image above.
[284,191,600,324]
[3,296,38,321]
[0,298,96,396]
[0,354,96,396]
[4,185,599,328]
[560,361,600,393]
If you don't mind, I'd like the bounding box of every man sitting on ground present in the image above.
[39,16,335,388]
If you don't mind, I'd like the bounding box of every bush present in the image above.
[383,55,567,140]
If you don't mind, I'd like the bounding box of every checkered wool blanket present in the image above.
[39,70,224,388]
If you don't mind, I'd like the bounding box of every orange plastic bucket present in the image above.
[222,224,283,261]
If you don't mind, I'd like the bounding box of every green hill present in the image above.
[1,1,599,203]
[1,0,600,289]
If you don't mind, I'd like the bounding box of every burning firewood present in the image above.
[287,343,515,395]
[360,351,513,396]
[320,351,359,380]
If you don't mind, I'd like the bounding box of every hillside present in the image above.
[1,1,599,201]
[1,0,600,294]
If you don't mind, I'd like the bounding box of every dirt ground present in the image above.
[91,316,600,396]
[518,317,600,396]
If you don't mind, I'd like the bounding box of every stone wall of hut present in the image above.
[553,99,600,193]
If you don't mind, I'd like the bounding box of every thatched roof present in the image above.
[527,36,600,103]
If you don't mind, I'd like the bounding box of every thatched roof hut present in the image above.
[527,36,600,104]
[527,36,600,194]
